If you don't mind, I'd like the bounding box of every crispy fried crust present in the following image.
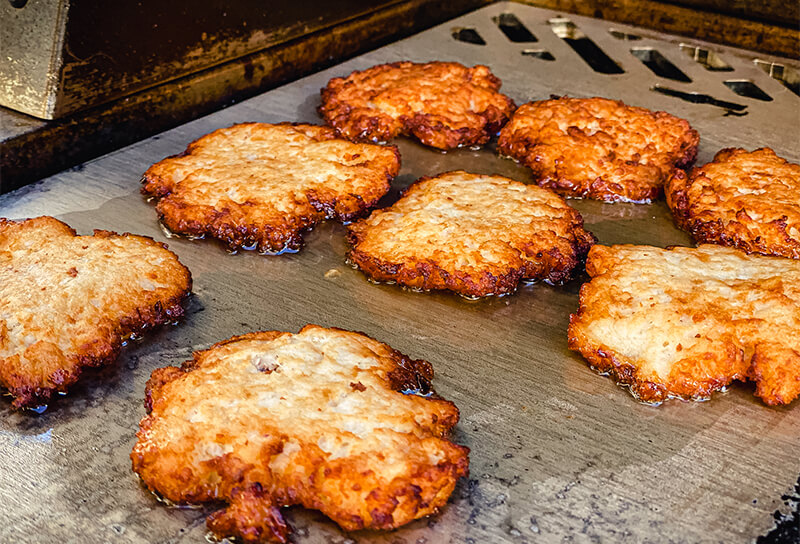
[347,171,595,297]
[142,123,400,253]
[319,61,516,150]
[497,97,699,202]
[131,325,469,543]
[568,244,800,405]
[0,216,191,409]
[666,147,800,259]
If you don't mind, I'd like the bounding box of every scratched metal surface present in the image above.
[1,3,799,543]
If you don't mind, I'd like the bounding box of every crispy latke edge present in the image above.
[346,173,596,297]
[140,123,400,253]
[318,61,516,150]
[568,244,799,406]
[132,325,469,541]
[567,311,670,404]
[666,147,800,259]
[497,97,700,203]
[0,218,192,410]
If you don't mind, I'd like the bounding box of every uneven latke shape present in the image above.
[569,244,800,405]
[142,123,400,253]
[666,147,800,258]
[498,97,699,202]
[319,61,516,149]
[131,325,469,543]
[347,171,596,297]
[0,216,191,409]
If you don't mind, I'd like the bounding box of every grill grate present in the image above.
[442,3,799,126]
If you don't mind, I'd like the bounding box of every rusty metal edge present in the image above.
[0,0,489,195]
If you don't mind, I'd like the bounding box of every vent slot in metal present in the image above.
[652,85,747,112]
[679,44,733,71]
[724,80,773,101]
[609,29,641,40]
[548,17,624,74]
[522,49,555,61]
[753,60,800,96]
[631,48,691,82]
[493,13,537,42]
[452,27,486,45]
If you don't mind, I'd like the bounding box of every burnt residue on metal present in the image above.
[757,474,800,544]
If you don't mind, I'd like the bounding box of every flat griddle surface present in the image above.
[1,3,799,543]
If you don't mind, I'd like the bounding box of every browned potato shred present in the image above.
[142,122,400,253]
[347,171,595,297]
[0,216,191,409]
[569,244,800,406]
[131,325,468,543]
[666,147,800,259]
[319,61,515,149]
[498,97,699,203]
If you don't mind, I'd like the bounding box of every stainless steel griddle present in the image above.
[1,3,799,543]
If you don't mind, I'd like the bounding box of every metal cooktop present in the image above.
[1,3,798,543]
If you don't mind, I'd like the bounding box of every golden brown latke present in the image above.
[0,216,191,409]
[568,244,800,406]
[347,171,596,297]
[318,61,516,150]
[666,147,800,259]
[142,122,400,253]
[498,97,699,202]
[131,325,468,543]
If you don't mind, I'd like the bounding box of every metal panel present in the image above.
[0,0,397,119]
[0,0,67,119]
[1,3,798,543]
